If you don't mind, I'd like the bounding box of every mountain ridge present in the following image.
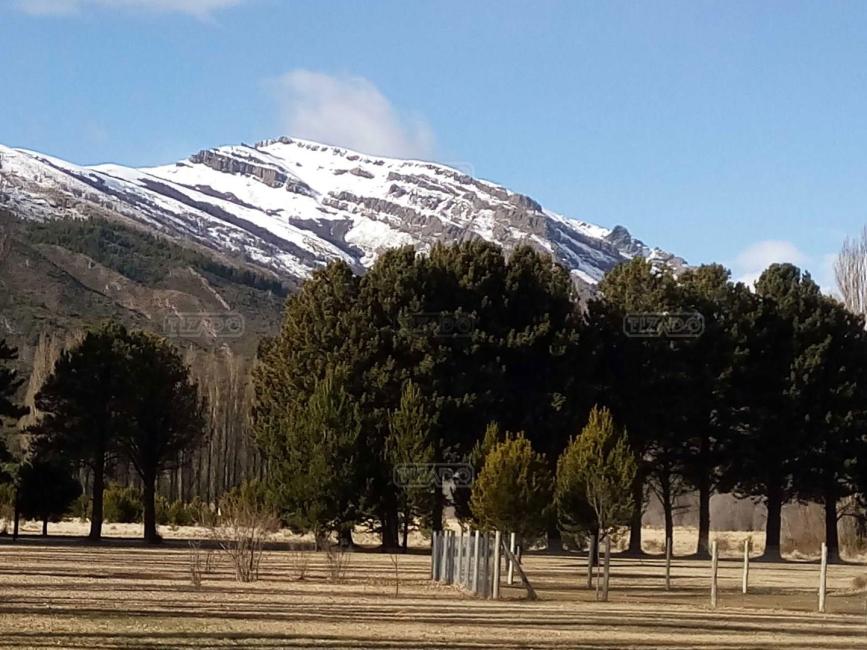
[0,136,686,294]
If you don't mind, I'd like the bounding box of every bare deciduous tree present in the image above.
[835,228,867,316]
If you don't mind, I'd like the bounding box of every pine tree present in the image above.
[387,380,435,550]
[115,331,206,543]
[587,257,680,554]
[555,406,635,601]
[258,370,362,547]
[470,433,553,546]
[724,264,822,559]
[0,339,28,424]
[556,406,636,540]
[17,455,82,536]
[30,323,130,540]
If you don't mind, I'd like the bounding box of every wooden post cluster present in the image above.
[431,528,514,600]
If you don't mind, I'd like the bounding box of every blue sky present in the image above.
[2,0,866,291]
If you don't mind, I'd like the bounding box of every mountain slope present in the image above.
[0,137,686,294]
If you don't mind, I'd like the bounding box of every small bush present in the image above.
[155,496,170,525]
[324,543,352,582]
[0,483,15,522]
[68,494,91,522]
[168,499,194,526]
[188,540,215,588]
[210,487,279,582]
[103,485,143,523]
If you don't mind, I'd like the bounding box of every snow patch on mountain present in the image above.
[0,137,686,289]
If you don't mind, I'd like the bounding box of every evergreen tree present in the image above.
[725,264,821,559]
[790,295,867,561]
[0,339,26,492]
[586,257,681,554]
[555,405,636,601]
[116,331,206,543]
[17,455,82,536]
[556,406,636,540]
[258,370,362,547]
[676,266,749,557]
[387,380,435,551]
[0,339,28,425]
[470,433,553,546]
[30,323,130,540]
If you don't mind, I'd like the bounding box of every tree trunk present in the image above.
[142,474,160,544]
[338,527,354,548]
[401,498,410,552]
[661,470,674,554]
[547,525,563,553]
[42,515,48,537]
[586,531,597,589]
[89,458,105,541]
[696,472,711,559]
[627,473,644,555]
[431,488,443,532]
[12,489,20,541]
[381,506,400,550]
[823,487,839,563]
[601,535,612,602]
[763,484,783,560]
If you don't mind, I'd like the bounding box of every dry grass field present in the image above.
[3,527,867,649]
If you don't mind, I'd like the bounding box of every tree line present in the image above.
[3,239,867,561]
[253,240,867,561]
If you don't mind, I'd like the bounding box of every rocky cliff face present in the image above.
[0,136,686,292]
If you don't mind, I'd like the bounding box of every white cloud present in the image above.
[15,0,246,18]
[731,239,836,294]
[268,70,435,160]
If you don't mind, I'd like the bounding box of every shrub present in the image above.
[155,495,170,525]
[103,484,143,523]
[0,483,14,523]
[210,487,279,582]
[470,433,553,546]
[168,499,194,526]
[68,494,91,521]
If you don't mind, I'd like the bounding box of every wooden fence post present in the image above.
[457,531,464,586]
[440,530,449,582]
[430,531,438,580]
[587,534,596,590]
[819,542,828,613]
[492,530,502,599]
[601,536,612,602]
[481,534,490,597]
[508,532,516,585]
[472,530,481,594]
[742,538,750,595]
[595,536,602,600]
[710,539,719,609]
[665,536,672,591]
[464,531,472,588]
[451,531,458,583]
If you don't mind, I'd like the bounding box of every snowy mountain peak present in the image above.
[0,137,686,290]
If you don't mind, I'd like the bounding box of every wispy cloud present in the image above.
[14,0,247,18]
[268,70,435,160]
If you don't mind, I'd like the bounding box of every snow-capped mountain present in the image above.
[0,136,685,290]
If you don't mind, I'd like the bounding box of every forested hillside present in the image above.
[0,211,285,502]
